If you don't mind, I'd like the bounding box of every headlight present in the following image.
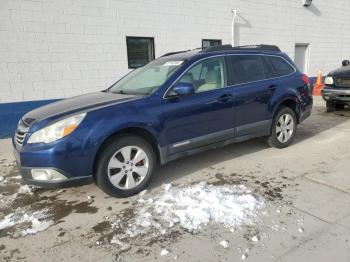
[27,113,86,144]
[324,76,334,85]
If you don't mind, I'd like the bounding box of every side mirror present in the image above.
[342,60,350,67]
[172,83,195,96]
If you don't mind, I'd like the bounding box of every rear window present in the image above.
[228,55,269,85]
[267,56,295,77]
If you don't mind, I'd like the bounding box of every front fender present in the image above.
[73,103,161,172]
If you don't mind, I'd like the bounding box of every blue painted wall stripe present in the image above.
[0,99,58,139]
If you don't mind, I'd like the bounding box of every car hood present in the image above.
[329,65,350,77]
[21,92,139,128]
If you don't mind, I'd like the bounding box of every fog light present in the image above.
[31,169,67,181]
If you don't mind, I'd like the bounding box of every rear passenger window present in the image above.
[229,55,268,85]
[267,56,295,76]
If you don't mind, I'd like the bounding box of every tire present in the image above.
[266,107,297,149]
[326,101,335,112]
[96,135,156,197]
[335,103,345,110]
[327,101,345,112]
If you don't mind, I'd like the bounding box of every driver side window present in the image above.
[177,57,226,93]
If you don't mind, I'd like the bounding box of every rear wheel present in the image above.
[266,107,297,148]
[96,135,156,197]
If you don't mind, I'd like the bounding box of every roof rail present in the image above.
[200,45,233,53]
[233,44,281,52]
[201,44,281,53]
[160,50,189,57]
[161,47,202,57]
[161,44,281,57]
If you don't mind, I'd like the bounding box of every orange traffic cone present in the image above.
[313,70,324,96]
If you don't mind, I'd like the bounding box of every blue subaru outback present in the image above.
[13,44,313,197]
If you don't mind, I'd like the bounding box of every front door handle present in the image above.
[268,84,278,92]
[217,94,233,103]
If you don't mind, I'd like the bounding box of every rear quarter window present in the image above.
[267,56,295,77]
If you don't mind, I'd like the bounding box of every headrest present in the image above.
[180,73,194,83]
[205,70,219,83]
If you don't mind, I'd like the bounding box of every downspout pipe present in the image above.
[231,9,237,47]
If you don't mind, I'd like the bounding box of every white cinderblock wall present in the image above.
[1,0,350,103]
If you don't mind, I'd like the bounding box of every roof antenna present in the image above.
[231,9,237,47]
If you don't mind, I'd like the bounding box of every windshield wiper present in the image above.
[109,90,125,94]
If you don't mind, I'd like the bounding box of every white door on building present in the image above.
[294,44,310,74]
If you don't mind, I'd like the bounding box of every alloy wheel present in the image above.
[276,113,294,143]
[107,146,149,190]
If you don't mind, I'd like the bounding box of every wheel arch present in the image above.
[268,97,300,135]
[272,97,300,123]
[92,126,161,182]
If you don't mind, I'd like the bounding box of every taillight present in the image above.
[301,74,310,85]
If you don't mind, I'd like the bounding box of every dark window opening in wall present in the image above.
[126,37,155,69]
[202,39,222,48]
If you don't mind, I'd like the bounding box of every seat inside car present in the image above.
[179,72,194,85]
[197,70,221,92]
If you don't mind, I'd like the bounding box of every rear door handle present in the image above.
[268,84,278,92]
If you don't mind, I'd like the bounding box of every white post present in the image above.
[231,9,237,47]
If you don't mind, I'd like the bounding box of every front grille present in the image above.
[335,76,350,88]
[15,119,30,146]
[15,131,26,146]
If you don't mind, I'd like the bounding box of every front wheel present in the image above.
[96,135,156,197]
[326,101,345,112]
[266,107,297,148]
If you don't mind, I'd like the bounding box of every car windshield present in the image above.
[109,59,184,95]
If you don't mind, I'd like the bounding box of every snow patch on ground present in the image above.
[110,236,130,251]
[111,182,264,246]
[251,235,259,242]
[18,184,34,194]
[220,240,230,248]
[160,249,170,256]
[137,182,263,232]
[0,209,53,236]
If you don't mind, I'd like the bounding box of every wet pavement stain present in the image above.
[92,221,110,233]
[209,170,294,202]
[0,167,99,239]
[57,231,66,237]
[0,248,25,262]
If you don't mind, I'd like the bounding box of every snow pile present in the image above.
[111,182,264,246]
[136,182,263,232]
[0,210,53,236]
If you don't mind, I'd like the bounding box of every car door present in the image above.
[161,56,235,154]
[227,54,277,137]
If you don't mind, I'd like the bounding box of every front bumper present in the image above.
[12,136,94,188]
[19,166,92,188]
[322,88,350,102]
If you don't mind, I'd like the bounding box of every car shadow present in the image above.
[294,105,350,144]
[150,105,350,189]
